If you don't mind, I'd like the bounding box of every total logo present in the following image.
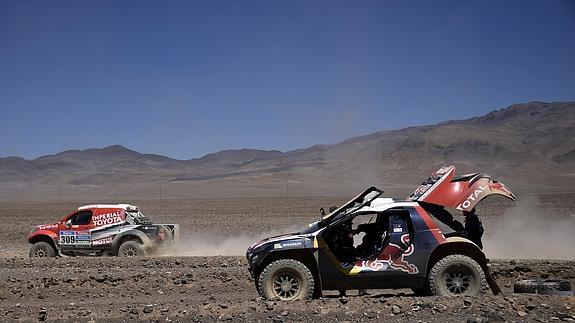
[456,185,487,210]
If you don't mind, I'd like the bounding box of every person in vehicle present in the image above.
[332,220,358,263]
[420,203,464,236]
[354,217,388,258]
[462,208,484,249]
[327,220,365,297]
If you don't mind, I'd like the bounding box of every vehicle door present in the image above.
[58,210,94,251]
[317,208,422,290]
[90,208,126,248]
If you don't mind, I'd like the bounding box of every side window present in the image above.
[386,208,413,249]
[70,211,93,225]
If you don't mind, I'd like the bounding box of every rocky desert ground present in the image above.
[0,193,573,322]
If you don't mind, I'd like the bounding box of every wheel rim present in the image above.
[123,246,138,257]
[34,247,48,258]
[272,271,301,300]
[444,271,472,294]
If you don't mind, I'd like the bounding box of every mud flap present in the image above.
[312,249,323,298]
[483,264,501,295]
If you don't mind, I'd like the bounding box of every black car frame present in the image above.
[246,166,515,300]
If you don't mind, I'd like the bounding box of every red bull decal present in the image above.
[348,234,419,274]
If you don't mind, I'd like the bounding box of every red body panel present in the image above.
[28,229,58,242]
[415,205,447,243]
[409,166,515,211]
[27,206,126,245]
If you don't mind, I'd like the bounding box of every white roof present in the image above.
[78,204,137,210]
[357,198,417,213]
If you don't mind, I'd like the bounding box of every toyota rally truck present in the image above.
[28,204,179,257]
[246,165,516,300]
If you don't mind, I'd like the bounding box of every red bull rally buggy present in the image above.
[28,204,179,257]
[246,166,515,300]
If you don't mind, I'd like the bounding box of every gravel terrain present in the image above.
[0,195,573,322]
[0,257,573,322]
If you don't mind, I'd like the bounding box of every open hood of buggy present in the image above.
[408,165,515,211]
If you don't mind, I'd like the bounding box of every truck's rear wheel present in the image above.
[118,241,147,257]
[258,259,314,301]
[29,242,56,258]
[428,254,484,296]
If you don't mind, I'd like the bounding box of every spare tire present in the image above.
[514,279,573,295]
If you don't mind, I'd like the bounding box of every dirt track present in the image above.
[0,195,574,322]
[0,257,573,322]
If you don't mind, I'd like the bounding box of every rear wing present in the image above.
[409,165,515,211]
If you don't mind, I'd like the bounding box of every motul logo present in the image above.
[456,185,487,210]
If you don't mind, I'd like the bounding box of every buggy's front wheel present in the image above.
[257,259,314,301]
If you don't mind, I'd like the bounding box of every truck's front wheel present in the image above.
[29,242,56,258]
[258,259,314,301]
[118,241,147,257]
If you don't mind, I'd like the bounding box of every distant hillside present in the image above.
[0,101,573,201]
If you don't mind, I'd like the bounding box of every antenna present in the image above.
[286,171,289,199]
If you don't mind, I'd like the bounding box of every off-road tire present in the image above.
[428,254,484,296]
[258,259,314,301]
[117,241,147,257]
[29,241,57,258]
[514,279,572,295]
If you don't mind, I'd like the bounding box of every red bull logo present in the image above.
[351,234,419,274]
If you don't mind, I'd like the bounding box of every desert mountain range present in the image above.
[0,101,573,201]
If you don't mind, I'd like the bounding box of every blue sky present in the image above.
[1,0,574,159]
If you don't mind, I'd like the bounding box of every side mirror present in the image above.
[320,207,326,216]
[65,220,72,228]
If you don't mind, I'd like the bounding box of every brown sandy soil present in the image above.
[0,257,573,322]
[0,194,573,322]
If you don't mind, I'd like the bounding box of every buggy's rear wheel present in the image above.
[428,254,484,296]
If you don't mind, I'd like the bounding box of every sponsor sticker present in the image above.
[282,241,303,248]
[92,236,113,246]
[393,224,403,233]
[274,241,303,249]
[38,224,57,230]
[92,210,125,226]
[59,230,91,246]
[456,185,487,210]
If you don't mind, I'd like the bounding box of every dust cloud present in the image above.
[483,195,575,260]
[163,226,304,256]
